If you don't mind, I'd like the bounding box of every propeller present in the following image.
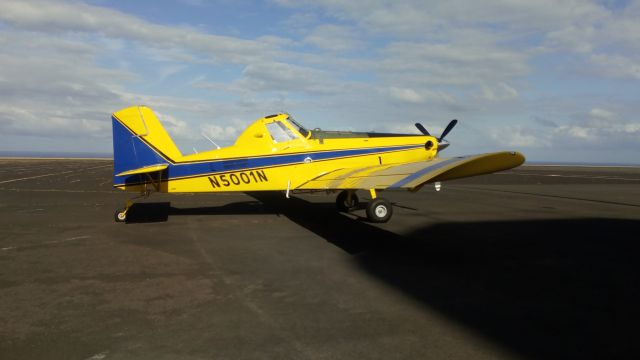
[415,119,458,152]
[414,123,430,136]
[438,119,457,142]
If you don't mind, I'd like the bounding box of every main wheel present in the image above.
[336,190,359,212]
[366,198,393,223]
[114,209,127,222]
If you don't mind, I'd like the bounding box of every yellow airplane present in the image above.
[112,106,525,223]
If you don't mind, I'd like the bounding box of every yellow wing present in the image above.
[296,151,525,191]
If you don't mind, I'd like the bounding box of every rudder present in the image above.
[112,106,182,186]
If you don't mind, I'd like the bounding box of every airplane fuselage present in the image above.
[113,111,437,193]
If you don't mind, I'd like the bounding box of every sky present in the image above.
[0,0,638,163]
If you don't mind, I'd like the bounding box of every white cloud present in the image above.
[554,107,640,144]
[281,0,640,83]
[153,111,199,141]
[201,124,240,142]
[0,30,132,140]
[378,42,529,86]
[304,24,362,52]
[480,83,518,102]
[0,104,110,138]
[386,86,456,105]
[490,126,548,148]
[487,106,640,153]
[0,0,304,150]
[557,126,597,141]
[590,107,615,120]
[387,87,423,103]
[589,54,640,80]
[0,0,281,64]
[195,61,346,96]
[277,0,604,36]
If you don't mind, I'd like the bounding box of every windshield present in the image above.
[287,117,309,138]
[266,121,297,143]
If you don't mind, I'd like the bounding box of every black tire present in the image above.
[114,209,127,222]
[366,198,393,223]
[336,190,359,212]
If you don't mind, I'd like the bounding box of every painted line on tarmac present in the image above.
[0,187,115,193]
[0,164,112,184]
[1,235,91,251]
[0,170,75,184]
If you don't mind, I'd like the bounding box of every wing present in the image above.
[296,151,525,191]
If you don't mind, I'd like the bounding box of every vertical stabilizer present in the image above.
[112,106,182,185]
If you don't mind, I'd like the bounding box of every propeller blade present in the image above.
[439,119,458,142]
[415,123,430,136]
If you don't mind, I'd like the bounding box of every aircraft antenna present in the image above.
[201,132,221,150]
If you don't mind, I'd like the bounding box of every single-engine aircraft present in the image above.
[112,106,525,223]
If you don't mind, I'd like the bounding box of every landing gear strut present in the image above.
[336,190,359,212]
[114,192,148,223]
[336,189,393,222]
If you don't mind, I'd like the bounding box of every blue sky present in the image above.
[0,0,638,163]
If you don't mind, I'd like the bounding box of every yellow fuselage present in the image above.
[113,110,437,193]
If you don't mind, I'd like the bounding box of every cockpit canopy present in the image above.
[233,113,309,149]
[263,115,309,143]
[265,120,307,143]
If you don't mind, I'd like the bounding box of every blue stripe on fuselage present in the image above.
[114,144,423,186]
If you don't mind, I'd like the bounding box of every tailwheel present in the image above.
[114,209,127,222]
[366,198,393,223]
[115,193,146,223]
[336,190,359,212]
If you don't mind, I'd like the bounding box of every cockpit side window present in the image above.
[266,121,297,143]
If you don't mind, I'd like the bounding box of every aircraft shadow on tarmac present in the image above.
[125,193,640,359]
[124,201,271,223]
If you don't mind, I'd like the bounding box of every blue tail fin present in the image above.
[112,106,182,187]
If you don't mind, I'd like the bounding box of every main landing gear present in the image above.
[336,190,359,212]
[335,189,393,223]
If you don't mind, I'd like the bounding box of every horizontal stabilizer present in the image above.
[115,164,168,177]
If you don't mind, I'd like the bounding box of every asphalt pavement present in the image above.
[1,158,639,359]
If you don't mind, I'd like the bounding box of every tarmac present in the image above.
[1,158,639,359]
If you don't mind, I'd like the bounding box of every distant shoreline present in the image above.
[0,151,111,160]
[522,163,640,168]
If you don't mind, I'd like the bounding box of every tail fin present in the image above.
[112,106,182,186]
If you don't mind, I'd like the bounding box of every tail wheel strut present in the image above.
[114,189,151,223]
